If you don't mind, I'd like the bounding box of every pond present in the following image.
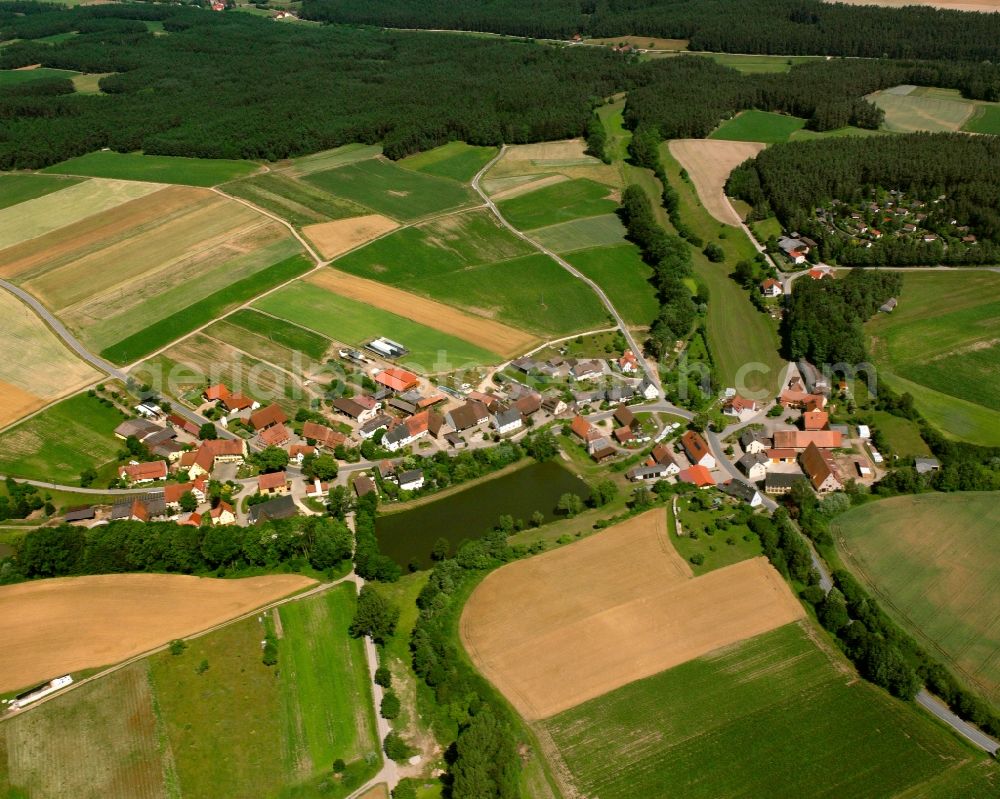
[375,460,591,569]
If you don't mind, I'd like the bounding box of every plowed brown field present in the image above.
[0,573,316,692]
[303,214,399,259]
[461,510,803,719]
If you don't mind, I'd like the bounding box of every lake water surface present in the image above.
[375,460,590,569]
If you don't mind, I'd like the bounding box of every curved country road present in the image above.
[472,147,662,398]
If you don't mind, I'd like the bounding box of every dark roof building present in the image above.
[248,494,297,524]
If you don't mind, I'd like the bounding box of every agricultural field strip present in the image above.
[669,139,766,227]
[1,575,353,714]
[192,328,317,394]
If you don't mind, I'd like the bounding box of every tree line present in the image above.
[0,4,636,168]
[782,269,901,366]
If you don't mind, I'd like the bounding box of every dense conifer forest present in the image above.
[729,133,1000,264]
[0,4,635,167]
[303,0,1000,61]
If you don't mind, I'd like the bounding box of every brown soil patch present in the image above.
[461,510,804,720]
[306,269,539,357]
[0,185,201,280]
[303,214,399,260]
[0,381,44,429]
[13,64,41,71]
[502,140,591,161]
[669,139,766,226]
[0,573,316,692]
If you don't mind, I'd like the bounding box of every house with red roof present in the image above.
[374,367,419,393]
[250,404,289,431]
[258,471,288,496]
[681,431,715,469]
[760,278,783,298]
[802,410,830,431]
[118,460,168,484]
[203,384,230,403]
[678,465,715,488]
[259,424,291,447]
[618,350,640,374]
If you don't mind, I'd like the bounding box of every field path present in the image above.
[473,146,662,398]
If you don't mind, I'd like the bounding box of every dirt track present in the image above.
[0,573,315,692]
[302,214,399,259]
[669,139,766,226]
[460,510,803,719]
[306,268,538,357]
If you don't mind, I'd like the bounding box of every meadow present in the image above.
[254,281,503,367]
[282,144,383,176]
[0,67,78,86]
[545,623,998,798]
[866,85,977,133]
[42,151,260,186]
[497,178,619,230]
[596,100,632,163]
[710,109,806,143]
[213,308,332,362]
[0,584,379,799]
[399,141,498,183]
[964,103,1000,134]
[869,410,932,458]
[706,53,821,74]
[482,139,621,195]
[0,392,125,484]
[222,171,371,228]
[834,492,1000,706]
[530,213,628,253]
[866,270,1000,445]
[303,158,477,222]
[659,143,784,395]
[563,244,659,327]
[0,173,81,211]
[668,495,763,575]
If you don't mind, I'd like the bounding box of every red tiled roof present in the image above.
[289,444,316,458]
[681,431,711,462]
[773,430,843,449]
[222,394,255,411]
[679,465,715,487]
[803,410,829,431]
[204,384,230,401]
[164,481,194,504]
[302,421,346,448]
[130,499,150,522]
[200,439,245,458]
[250,404,289,431]
[374,368,418,392]
[650,444,676,466]
[259,424,291,447]
[258,471,287,491]
[570,415,593,441]
[120,461,168,482]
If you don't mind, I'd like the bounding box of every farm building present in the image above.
[773,430,843,449]
[359,414,393,439]
[374,367,418,392]
[353,474,377,497]
[118,460,168,484]
[494,408,523,435]
[250,404,289,431]
[740,429,770,454]
[800,442,843,493]
[367,337,408,359]
[681,431,716,469]
[398,469,424,491]
[879,298,898,313]
[765,471,804,495]
[332,397,379,422]
[447,401,490,432]
[678,465,715,488]
[627,463,671,482]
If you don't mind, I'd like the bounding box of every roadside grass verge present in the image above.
[100,253,313,365]
[42,151,260,186]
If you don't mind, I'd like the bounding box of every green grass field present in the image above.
[563,244,659,327]
[834,492,1000,706]
[0,67,78,86]
[866,270,1000,446]
[0,173,81,211]
[303,158,477,222]
[668,494,762,574]
[659,144,784,395]
[222,308,332,361]
[706,53,820,74]
[530,213,628,253]
[789,125,890,141]
[867,85,976,133]
[254,281,503,367]
[497,178,619,230]
[870,410,932,458]
[710,110,806,143]
[398,141,498,183]
[222,171,370,228]
[100,252,313,365]
[332,209,532,283]
[0,392,125,484]
[285,143,383,176]
[404,253,609,338]
[42,151,260,186]
[964,103,1000,134]
[546,623,998,799]
[597,100,632,163]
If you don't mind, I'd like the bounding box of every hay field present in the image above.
[303,214,399,259]
[221,171,371,228]
[545,622,999,799]
[42,151,259,186]
[530,213,627,253]
[866,270,1000,445]
[398,141,498,183]
[0,178,161,250]
[461,510,803,719]
[834,492,1000,704]
[564,244,659,327]
[0,290,100,428]
[497,177,619,230]
[710,109,806,143]
[281,143,383,176]
[867,85,977,132]
[0,573,314,692]
[0,174,81,211]
[482,138,621,192]
[306,269,538,357]
[669,139,766,225]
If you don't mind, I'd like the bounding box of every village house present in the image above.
[114,418,160,441]
[723,395,760,421]
[766,448,797,465]
[719,479,764,508]
[384,412,430,451]
[541,396,567,416]
[760,278,783,298]
[289,444,316,465]
[248,495,297,524]
[514,393,542,418]
[398,469,425,492]
[359,414,393,439]
[605,385,636,404]
[258,470,289,496]
[779,390,827,410]
[163,479,207,510]
[446,401,490,432]
[353,474,377,498]
[493,407,523,435]
[614,405,636,430]
[111,493,167,522]
[167,413,201,438]
[250,404,289,432]
[739,429,770,455]
[570,414,600,443]
[210,502,237,526]
[618,350,640,374]
[639,378,659,400]
[778,236,809,265]
[221,394,257,414]
[301,421,347,449]
[737,451,768,483]
[259,424,291,447]
[627,463,670,482]
[648,444,681,476]
[332,397,379,424]
[802,410,830,431]
[305,478,330,502]
[773,430,843,450]
[118,460,168,484]
[681,430,716,469]
[800,442,842,493]
[678,464,715,488]
[588,436,616,463]
[765,471,804,495]
[570,359,605,382]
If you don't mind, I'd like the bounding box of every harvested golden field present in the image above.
[483,139,621,191]
[306,269,539,357]
[0,290,101,427]
[0,178,162,251]
[668,139,766,225]
[461,510,803,719]
[0,573,315,692]
[302,214,399,259]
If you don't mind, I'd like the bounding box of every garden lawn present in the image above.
[834,492,1000,705]
[0,392,125,484]
[545,623,998,799]
[303,159,477,222]
[399,142,498,183]
[710,110,806,144]
[0,173,82,211]
[563,244,658,327]
[866,270,1000,446]
[497,178,619,230]
[42,151,260,186]
[254,282,504,368]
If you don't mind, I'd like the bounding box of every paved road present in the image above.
[917,690,999,755]
[472,147,662,398]
[0,278,225,437]
[0,476,156,496]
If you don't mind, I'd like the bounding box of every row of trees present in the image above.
[729,133,1000,264]
[302,0,1000,62]
[8,515,353,582]
[782,269,902,366]
[0,5,636,168]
